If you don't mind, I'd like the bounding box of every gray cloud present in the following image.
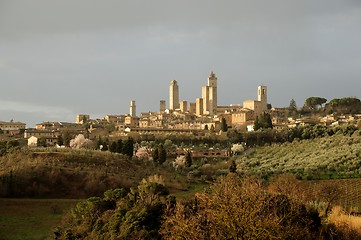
[0,0,361,127]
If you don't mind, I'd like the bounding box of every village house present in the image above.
[0,120,26,135]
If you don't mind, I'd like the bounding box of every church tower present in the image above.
[169,80,179,110]
[258,85,267,112]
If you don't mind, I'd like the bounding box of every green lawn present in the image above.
[0,198,79,240]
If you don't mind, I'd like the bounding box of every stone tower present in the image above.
[169,80,179,110]
[160,100,166,112]
[130,100,136,117]
[258,85,267,112]
[202,72,218,115]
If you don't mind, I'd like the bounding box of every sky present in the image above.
[1,0,361,128]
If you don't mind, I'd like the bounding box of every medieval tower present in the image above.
[202,72,218,115]
[169,80,180,110]
[130,100,136,117]
[258,85,267,112]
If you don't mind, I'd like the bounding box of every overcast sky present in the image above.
[1,0,361,127]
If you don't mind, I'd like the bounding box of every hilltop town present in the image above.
[0,72,360,147]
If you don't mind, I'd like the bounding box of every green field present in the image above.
[0,198,79,240]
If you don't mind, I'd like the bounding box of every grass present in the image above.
[172,181,209,200]
[0,198,79,240]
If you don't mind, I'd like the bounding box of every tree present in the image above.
[304,97,327,110]
[135,147,150,161]
[158,144,167,165]
[62,131,72,147]
[109,141,117,153]
[37,138,47,147]
[70,134,94,149]
[122,138,134,158]
[231,143,244,155]
[161,175,322,240]
[152,145,159,164]
[254,113,273,131]
[56,135,64,146]
[96,137,104,150]
[185,151,192,167]
[254,116,261,131]
[116,139,123,153]
[221,117,228,132]
[229,160,237,173]
[102,138,109,151]
[288,99,298,118]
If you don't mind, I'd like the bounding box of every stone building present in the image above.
[160,100,166,112]
[243,85,268,117]
[169,80,180,110]
[0,120,26,135]
[180,101,188,112]
[130,100,136,117]
[196,98,204,116]
[201,72,218,115]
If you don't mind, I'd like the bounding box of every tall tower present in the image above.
[203,71,218,115]
[130,100,136,117]
[258,85,267,112]
[160,100,166,112]
[169,80,179,110]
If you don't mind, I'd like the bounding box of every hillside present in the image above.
[237,130,361,180]
[0,149,188,198]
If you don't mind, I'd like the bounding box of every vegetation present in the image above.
[0,148,187,198]
[0,198,79,240]
[327,97,361,114]
[304,96,327,111]
[237,129,361,180]
[253,112,273,131]
[53,174,361,239]
[54,178,170,239]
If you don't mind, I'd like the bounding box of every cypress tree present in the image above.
[158,144,167,165]
[185,151,192,167]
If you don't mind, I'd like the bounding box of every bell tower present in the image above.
[258,85,267,112]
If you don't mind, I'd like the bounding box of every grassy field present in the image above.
[0,198,79,240]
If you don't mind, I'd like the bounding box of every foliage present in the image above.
[221,117,228,132]
[55,181,170,239]
[327,97,361,114]
[109,141,117,153]
[158,144,167,165]
[231,143,244,155]
[69,134,94,149]
[254,112,273,131]
[122,137,134,158]
[161,174,323,240]
[229,160,237,173]
[237,130,361,180]
[0,140,20,156]
[185,150,192,168]
[304,97,327,110]
[173,155,186,171]
[135,147,150,161]
[288,99,298,118]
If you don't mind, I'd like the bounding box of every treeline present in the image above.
[53,174,361,240]
[297,96,361,115]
